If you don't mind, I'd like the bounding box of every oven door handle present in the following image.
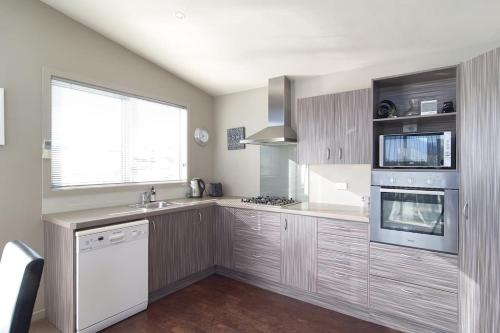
[380,188,445,196]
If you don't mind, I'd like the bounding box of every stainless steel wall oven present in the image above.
[370,171,459,254]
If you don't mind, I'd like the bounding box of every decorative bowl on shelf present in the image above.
[376,100,397,118]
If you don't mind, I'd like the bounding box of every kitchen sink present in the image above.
[128,201,170,209]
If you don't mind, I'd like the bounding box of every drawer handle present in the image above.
[334,257,347,263]
[284,219,288,231]
[401,254,423,261]
[251,227,261,231]
[334,272,345,277]
[400,287,421,297]
[252,254,262,259]
[463,202,469,220]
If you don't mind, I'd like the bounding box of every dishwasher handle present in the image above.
[109,232,126,244]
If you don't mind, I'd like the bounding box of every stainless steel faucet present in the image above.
[140,192,150,205]
[140,186,156,205]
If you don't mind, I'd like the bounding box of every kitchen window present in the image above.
[50,77,187,188]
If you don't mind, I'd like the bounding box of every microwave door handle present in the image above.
[380,188,445,196]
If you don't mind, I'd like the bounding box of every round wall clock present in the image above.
[194,127,210,146]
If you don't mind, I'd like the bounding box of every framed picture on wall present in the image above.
[227,127,245,150]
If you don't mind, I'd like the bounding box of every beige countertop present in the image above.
[42,196,369,230]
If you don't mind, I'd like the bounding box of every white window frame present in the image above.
[42,70,190,191]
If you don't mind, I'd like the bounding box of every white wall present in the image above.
[0,0,213,318]
[214,43,500,206]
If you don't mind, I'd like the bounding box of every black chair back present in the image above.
[0,240,44,333]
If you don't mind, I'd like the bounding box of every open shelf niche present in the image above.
[371,66,458,170]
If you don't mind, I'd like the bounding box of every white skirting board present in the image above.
[32,308,46,322]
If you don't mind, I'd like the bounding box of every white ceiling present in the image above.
[41,0,500,96]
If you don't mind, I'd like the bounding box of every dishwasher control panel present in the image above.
[77,221,148,253]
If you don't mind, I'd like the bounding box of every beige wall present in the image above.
[308,164,370,207]
[0,0,213,317]
[213,87,267,197]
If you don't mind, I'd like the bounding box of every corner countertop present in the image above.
[42,196,369,230]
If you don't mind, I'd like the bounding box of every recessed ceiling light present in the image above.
[175,11,186,20]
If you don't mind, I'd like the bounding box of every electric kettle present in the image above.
[190,178,206,198]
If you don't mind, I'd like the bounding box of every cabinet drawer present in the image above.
[234,209,281,233]
[234,249,280,282]
[317,249,367,275]
[370,276,458,333]
[318,233,368,256]
[370,243,458,293]
[318,218,369,239]
[234,224,280,243]
[234,237,280,262]
[317,264,368,306]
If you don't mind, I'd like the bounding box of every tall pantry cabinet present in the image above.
[459,47,500,332]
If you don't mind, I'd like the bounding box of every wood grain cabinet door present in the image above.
[335,88,371,164]
[297,95,335,164]
[190,207,214,274]
[214,206,235,269]
[459,47,500,333]
[297,89,371,165]
[280,214,317,291]
[148,211,191,293]
[148,208,214,293]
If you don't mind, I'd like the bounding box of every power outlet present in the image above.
[335,182,348,190]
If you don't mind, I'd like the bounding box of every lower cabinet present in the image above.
[233,209,281,282]
[369,243,459,333]
[214,206,235,269]
[148,207,214,293]
[280,214,317,292]
[316,218,369,306]
[150,206,460,333]
[370,276,458,333]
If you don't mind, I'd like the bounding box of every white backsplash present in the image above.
[308,164,371,207]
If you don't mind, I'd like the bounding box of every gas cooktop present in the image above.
[240,196,298,207]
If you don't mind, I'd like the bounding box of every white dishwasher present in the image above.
[76,220,149,333]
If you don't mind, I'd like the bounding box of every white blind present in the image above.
[51,78,187,188]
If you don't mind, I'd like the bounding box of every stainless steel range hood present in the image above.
[240,76,297,145]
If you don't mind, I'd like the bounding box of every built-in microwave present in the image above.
[379,131,453,168]
[370,171,459,254]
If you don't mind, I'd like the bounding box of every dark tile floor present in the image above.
[102,275,398,333]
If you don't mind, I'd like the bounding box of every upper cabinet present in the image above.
[297,94,332,164]
[336,89,372,164]
[297,88,371,165]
